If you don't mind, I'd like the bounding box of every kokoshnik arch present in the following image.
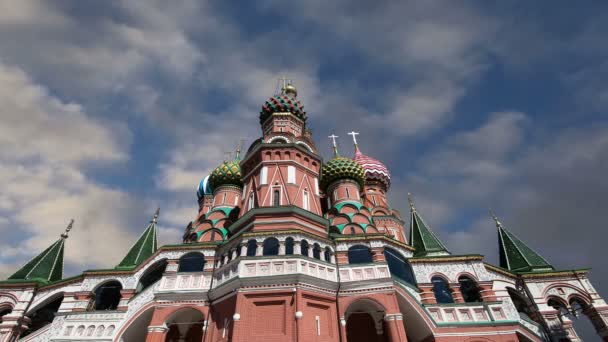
[0,82,607,342]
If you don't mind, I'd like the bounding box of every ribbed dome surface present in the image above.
[197,175,213,199]
[260,94,306,124]
[320,156,365,191]
[353,150,391,189]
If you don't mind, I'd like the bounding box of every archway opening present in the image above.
[431,276,454,304]
[383,248,417,287]
[246,239,257,257]
[345,299,387,342]
[285,237,294,255]
[165,308,205,342]
[300,240,309,256]
[348,245,373,264]
[120,306,154,342]
[91,281,122,311]
[137,260,167,293]
[0,307,12,323]
[178,252,206,272]
[458,276,482,303]
[313,243,322,260]
[21,294,64,337]
[263,237,279,256]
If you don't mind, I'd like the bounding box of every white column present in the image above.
[294,241,301,254]
[240,244,247,256]
[279,241,286,255]
[256,243,263,256]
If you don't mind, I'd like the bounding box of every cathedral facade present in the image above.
[0,83,607,342]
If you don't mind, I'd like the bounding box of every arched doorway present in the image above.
[165,307,205,342]
[20,294,64,338]
[345,299,388,342]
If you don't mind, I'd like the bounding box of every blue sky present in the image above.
[1,1,607,337]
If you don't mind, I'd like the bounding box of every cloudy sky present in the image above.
[0,0,607,337]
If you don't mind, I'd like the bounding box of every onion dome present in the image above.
[260,85,307,124]
[353,147,391,189]
[197,175,213,199]
[208,151,243,189]
[320,156,365,191]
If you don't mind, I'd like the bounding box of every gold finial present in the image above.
[347,131,360,151]
[61,219,74,239]
[152,208,160,224]
[489,209,502,228]
[235,139,244,160]
[278,76,297,97]
[407,193,416,213]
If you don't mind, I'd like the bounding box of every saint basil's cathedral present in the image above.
[0,82,607,342]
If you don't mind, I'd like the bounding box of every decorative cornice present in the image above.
[519,269,590,279]
[333,234,415,251]
[408,254,484,263]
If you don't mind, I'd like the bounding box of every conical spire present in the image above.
[408,194,450,257]
[491,210,554,273]
[8,219,74,283]
[117,208,159,269]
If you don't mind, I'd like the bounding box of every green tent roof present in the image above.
[408,195,450,257]
[8,220,74,284]
[494,214,554,273]
[117,209,159,269]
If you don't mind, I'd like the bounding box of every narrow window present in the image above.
[246,240,257,257]
[222,192,226,204]
[273,188,280,206]
[210,230,216,241]
[248,192,254,210]
[350,227,356,235]
[313,244,321,260]
[288,166,296,183]
[314,178,319,195]
[345,188,350,198]
[285,237,294,255]
[300,240,309,256]
[372,196,377,206]
[260,166,268,185]
[303,190,309,210]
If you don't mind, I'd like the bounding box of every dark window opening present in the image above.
[246,239,258,257]
[432,277,454,304]
[263,238,279,256]
[210,230,216,241]
[92,281,122,311]
[349,227,356,235]
[136,260,167,293]
[300,240,309,256]
[348,245,373,264]
[273,189,280,206]
[459,276,482,303]
[383,248,417,286]
[0,307,12,323]
[324,248,331,262]
[21,295,63,337]
[178,253,206,272]
[285,238,294,255]
[313,244,322,260]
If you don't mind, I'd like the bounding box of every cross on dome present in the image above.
[347,131,359,147]
[328,134,339,156]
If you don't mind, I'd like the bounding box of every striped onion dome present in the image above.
[353,147,391,190]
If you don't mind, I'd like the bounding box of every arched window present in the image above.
[136,260,167,293]
[246,239,258,257]
[431,276,454,304]
[348,245,373,264]
[324,247,332,262]
[383,248,417,286]
[302,190,309,210]
[458,276,482,302]
[300,240,309,256]
[178,253,206,272]
[0,307,12,323]
[285,237,294,255]
[20,295,64,337]
[313,244,322,260]
[349,227,356,235]
[92,281,122,311]
[263,238,279,256]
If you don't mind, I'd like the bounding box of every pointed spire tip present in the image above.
[408,193,416,212]
[61,219,74,239]
[152,207,160,223]
[489,209,502,228]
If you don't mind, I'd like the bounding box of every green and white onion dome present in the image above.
[320,156,365,191]
[208,159,243,189]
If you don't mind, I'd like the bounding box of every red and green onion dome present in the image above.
[260,93,307,124]
[208,159,243,189]
[320,156,365,191]
[353,148,391,190]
